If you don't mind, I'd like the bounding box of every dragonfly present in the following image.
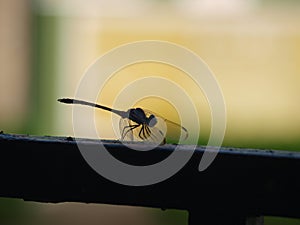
[57,98,188,144]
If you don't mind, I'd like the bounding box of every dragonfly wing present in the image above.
[164,118,188,141]
[143,109,188,143]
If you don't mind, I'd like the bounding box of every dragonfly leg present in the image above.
[138,126,145,140]
[142,126,148,139]
[122,124,140,140]
[144,126,152,139]
[138,125,149,140]
[142,125,152,140]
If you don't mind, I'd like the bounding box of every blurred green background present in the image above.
[0,0,300,224]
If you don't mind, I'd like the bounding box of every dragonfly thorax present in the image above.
[128,108,157,127]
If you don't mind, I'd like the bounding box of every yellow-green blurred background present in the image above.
[0,0,300,224]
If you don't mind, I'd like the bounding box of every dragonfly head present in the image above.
[147,114,157,127]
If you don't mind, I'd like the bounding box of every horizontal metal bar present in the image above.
[0,133,299,219]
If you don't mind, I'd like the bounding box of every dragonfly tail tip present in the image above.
[57,98,74,104]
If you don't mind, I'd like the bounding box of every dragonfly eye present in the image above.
[147,114,157,127]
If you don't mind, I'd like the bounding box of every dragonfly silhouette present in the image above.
[58,98,188,144]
